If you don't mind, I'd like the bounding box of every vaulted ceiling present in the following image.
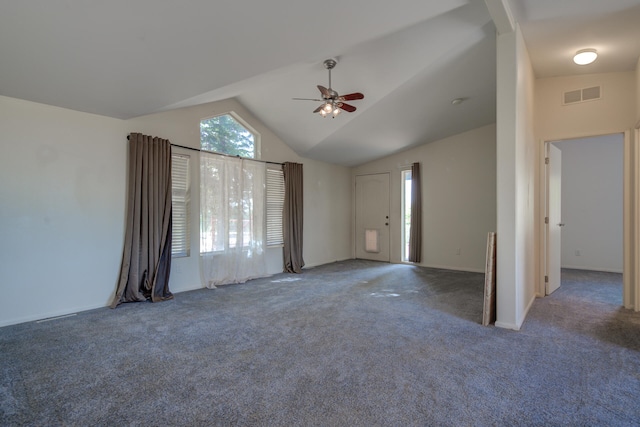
[1,0,639,166]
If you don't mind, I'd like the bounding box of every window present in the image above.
[200,154,268,286]
[401,169,412,262]
[200,113,259,159]
[266,167,285,246]
[171,153,191,257]
[200,155,264,253]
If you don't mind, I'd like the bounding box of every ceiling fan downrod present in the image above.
[324,58,337,91]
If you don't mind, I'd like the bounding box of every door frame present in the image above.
[540,130,633,308]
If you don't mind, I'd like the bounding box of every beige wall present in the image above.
[536,71,636,141]
[0,96,352,326]
[495,25,537,330]
[352,124,497,272]
[515,24,538,326]
[535,70,637,307]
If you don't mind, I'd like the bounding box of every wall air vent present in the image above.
[562,85,601,105]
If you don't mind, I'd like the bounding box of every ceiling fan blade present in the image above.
[338,102,356,113]
[313,104,324,113]
[317,85,331,98]
[292,97,324,101]
[339,92,364,101]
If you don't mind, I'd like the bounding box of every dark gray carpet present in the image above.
[1,260,639,426]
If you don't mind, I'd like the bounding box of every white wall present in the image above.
[553,135,623,273]
[303,158,353,268]
[635,56,640,311]
[352,124,497,272]
[0,96,128,326]
[495,24,537,330]
[636,56,640,124]
[0,96,352,326]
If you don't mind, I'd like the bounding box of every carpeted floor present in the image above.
[1,260,639,426]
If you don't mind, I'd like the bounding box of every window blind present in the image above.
[171,153,190,257]
[266,167,284,246]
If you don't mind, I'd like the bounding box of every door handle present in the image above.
[558,223,565,227]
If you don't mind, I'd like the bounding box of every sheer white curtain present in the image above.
[200,152,267,287]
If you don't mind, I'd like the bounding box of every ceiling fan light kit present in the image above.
[293,58,364,118]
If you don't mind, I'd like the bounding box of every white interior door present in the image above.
[547,144,563,294]
[355,173,390,262]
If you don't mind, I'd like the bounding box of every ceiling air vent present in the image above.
[563,85,602,105]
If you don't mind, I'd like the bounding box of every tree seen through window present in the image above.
[200,114,256,158]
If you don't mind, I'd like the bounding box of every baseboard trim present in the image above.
[344,259,485,274]
[517,294,536,329]
[421,263,485,274]
[561,265,623,274]
[0,302,108,328]
[304,257,353,269]
[494,291,536,332]
[495,321,520,331]
[170,283,205,293]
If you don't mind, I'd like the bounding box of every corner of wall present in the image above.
[495,291,533,330]
[495,321,521,331]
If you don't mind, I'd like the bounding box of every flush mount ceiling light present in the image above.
[573,49,598,65]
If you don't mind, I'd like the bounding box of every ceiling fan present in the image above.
[293,59,364,118]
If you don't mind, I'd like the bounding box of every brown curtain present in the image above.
[111,133,173,308]
[408,162,422,263]
[283,162,304,273]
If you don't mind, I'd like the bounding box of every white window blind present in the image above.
[172,153,190,257]
[266,167,284,247]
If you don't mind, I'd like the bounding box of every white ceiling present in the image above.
[1,0,639,166]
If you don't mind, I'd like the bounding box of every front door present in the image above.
[355,173,390,262]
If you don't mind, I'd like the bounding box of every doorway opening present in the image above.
[544,133,624,302]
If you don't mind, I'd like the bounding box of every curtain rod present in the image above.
[171,143,284,166]
[126,135,283,166]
